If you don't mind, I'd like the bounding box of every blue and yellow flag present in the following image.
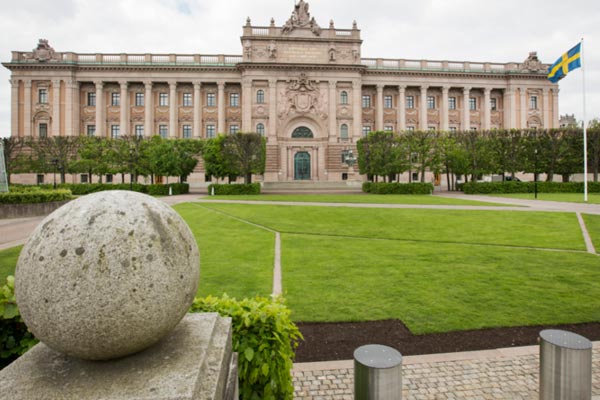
[548,43,582,83]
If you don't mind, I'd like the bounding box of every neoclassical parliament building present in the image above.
[4,1,559,186]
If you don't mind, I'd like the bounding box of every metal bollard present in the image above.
[354,344,402,400]
[539,329,592,400]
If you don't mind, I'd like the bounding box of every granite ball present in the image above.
[15,190,200,360]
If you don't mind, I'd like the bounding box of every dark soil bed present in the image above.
[295,320,600,363]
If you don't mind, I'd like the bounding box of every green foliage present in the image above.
[190,295,302,400]
[208,183,261,195]
[463,181,600,194]
[145,183,190,196]
[357,131,407,180]
[363,182,433,194]
[0,189,73,204]
[222,133,266,184]
[0,276,38,369]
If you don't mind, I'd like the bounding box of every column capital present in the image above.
[144,81,153,89]
[442,86,450,93]
[94,80,104,88]
[23,79,32,88]
[119,81,128,88]
[542,87,550,94]
[398,85,407,92]
[463,87,472,94]
[217,81,226,89]
[352,80,361,89]
[52,79,61,86]
[376,84,384,91]
[329,81,337,89]
[242,79,253,88]
[10,79,20,88]
[269,78,277,87]
[168,80,178,88]
[193,81,202,90]
[420,85,429,91]
[483,87,492,95]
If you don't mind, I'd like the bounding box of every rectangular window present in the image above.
[427,96,436,110]
[111,93,120,106]
[87,92,96,107]
[207,93,216,107]
[230,93,240,107]
[384,126,394,132]
[159,93,168,107]
[491,98,497,111]
[36,174,44,185]
[206,124,216,138]
[362,95,371,108]
[135,125,144,137]
[449,97,456,110]
[428,126,436,132]
[80,174,88,184]
[159,125,168,138]
[406,95,414,109]
[183,125,192,138]
[111,125,120,139]
[530,95,538,110]
[407,126,415,132]
[362,126,371,137]
[469,97,477,111]
[87,125,96,137]
[39,123,48,138]
[135,93,144,107]
[412,172,419,181]
[449,127,457,133]
[183,93,192,107]
[106,174,113,184]
[39,89,48,104]
[229,125,239,134]
[384,95,393,109]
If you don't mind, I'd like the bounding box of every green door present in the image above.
[294,152,311,180]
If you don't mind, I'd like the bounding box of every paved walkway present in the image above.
[293,342,600,400]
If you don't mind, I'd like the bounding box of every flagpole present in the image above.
[582,38,588,202]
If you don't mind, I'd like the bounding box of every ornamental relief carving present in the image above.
[406,117,418,124]
[156,116,169,122]
[253,105,266,115]
[384,109,395,116]
[107,107,119,115]
[338,106,349,116]
[362,109,374,115]
[203,108,217,114]
[181,116,193,122]
[278,73,327,120]
[406,109,417,116]
[34,104,50,113]
[83,107,95,116]
[131,106,144,114]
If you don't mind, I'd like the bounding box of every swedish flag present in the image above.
[548,43,582,83]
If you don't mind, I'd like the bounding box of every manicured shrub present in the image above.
[0,276,38,369]
[0,190,73,204]
[462,181,600,194]
[145,183,190,196]
[208,183,261,195]
[55,183,147,195]
[362,182,434,195]
[190,295,302,400]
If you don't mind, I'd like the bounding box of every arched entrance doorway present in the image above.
[294,152,311,180]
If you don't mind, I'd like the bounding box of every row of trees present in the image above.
[2,132,266,185]
[357,125,600,190]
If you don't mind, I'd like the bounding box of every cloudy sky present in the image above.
[1,0,598,137]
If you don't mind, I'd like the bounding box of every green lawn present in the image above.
[484,193,600,204]
[0,246,22,284]
[201,193,510,206]
[583,214,600,251]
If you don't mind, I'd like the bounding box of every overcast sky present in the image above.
[1,0,598,137]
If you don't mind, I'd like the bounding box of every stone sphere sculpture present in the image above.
[15,190,200,360]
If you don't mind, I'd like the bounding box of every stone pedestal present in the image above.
[0,313,238,400]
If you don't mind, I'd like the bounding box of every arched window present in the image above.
[291,126,314,138]
[256,90,265,104]
[256,123,265,136]
[340,124,349,139]
[340,91,348,105]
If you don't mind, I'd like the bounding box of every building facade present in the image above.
[3,1,559,186]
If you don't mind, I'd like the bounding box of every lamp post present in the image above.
[534,148,538,200]
[51,158,59,189]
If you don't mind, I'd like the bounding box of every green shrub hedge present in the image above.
[0,276,38,369]
[462,181,600,194]
[0,190,73,204]
[207,183,261,195]
[363,182,434,194]
[11,183,190,196]
[190,295,302,400]
[145,183,189,196]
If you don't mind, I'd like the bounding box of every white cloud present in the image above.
[1,0,599,137]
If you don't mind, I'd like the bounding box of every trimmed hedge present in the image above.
[462,181,600,194]
[208,183,261,195]
[363,182,434,194]
[12,183,190,196]
[190,295,302,400]
[0,190,73,204]
[145,183,190,196]
[0,276,38,369]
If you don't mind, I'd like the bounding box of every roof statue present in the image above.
[282,0,321,36]
[520,51,546,73]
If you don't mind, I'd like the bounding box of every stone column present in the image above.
[542,88,550,128]
[52,79,61,136]
[397,85,406,132]
[520,87,527,129]
[169,81,178,138]
[462,87,471,130]
[72,82,80,136]
[217,81,226,134]
[329,81,337,138]
[503,88,511,129]
[144,81,153,137]
[119,81,129,136]
[65,80,74,136]
[352,81,362,138]
[268,79,277,138]
[376,84,384,131]
[552,88,559,128]
[483,87,492,131]
[242,80,252,132]
[10,79,19,137]
[193,82,202,138]
[420,86,428,130]
[95,81,105,137]
[441,86,450,131]
[24,80,32,137]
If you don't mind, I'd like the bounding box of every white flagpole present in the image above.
[582,38,588,202]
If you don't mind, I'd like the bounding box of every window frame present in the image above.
[427,96,436,110]
[491,98,497,111]
[229,124,239,134]
[207,93,216,107]
[530,95,538,110]
[135,125,144,137]
[256,90,265,104]
[362,95,371,109]
[111,125,120,139]
[340,124,349,139]
[256,123,265,136]
[159,125,168,138]
[111,92,120,106]
[182,125,192,139]
[39,123,48,138]
[469,97,477,111]
[183,93,192,107]
[87,92,96,107]
[206,124,216,138]
[384,95,393,109]
[230,93,240,107]
[362,125,371,137]
[406,95,414,109]
[449,97,456,110]
[135,93,144,107]
[340,91,348,105]
[159,92,169,107]
[87,125,96,137]
[38,88,48,104]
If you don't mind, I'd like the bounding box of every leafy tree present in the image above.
[202,136,237,182]
[70,137,113,183]
[1,137,26,184]
[222,133,266,184]
[26,137,82,183]
[587,120,600,182]
[358,131,405,182]
[488,129,525,180]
